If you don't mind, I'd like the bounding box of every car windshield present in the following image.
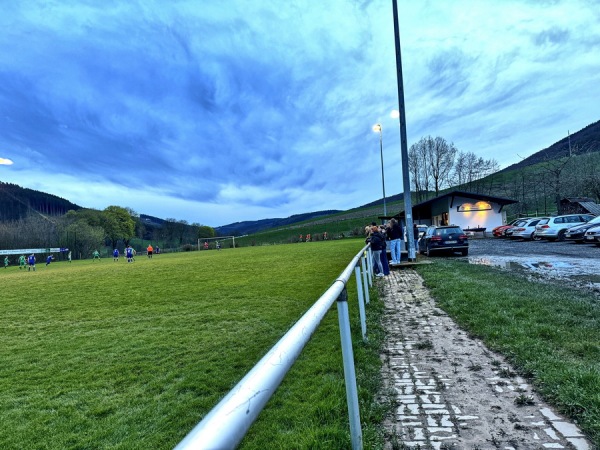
[588,216,600,224]
[435,227,462,236]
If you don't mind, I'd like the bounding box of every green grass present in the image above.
[0,240,387,449]
[416,260,600,445]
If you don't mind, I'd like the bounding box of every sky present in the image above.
[1,0,599,227]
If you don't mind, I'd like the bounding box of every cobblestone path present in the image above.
[379,269,593,450]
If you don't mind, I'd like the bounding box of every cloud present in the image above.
[0,0,599,225]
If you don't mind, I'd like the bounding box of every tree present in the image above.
[197,225,215,239]
[63,220,105,260]
[103,206,135,248]
[408,137,432,202]
[427,136,457,196]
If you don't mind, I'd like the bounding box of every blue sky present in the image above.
[1,0,599,227]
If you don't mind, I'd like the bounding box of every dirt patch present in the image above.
[379,269,592,449]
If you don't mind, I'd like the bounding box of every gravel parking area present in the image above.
[468,236,600,259]
[441,237,600,296]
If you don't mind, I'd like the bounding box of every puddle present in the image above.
[468,255,600,294]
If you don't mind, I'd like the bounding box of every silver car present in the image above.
[510,217,547,240]
[583,224,600,246]
[535,214,595,241]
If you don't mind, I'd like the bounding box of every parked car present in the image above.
[504,219,530,238]
[510,217,547,240]
[564,216,600,243]
[534,214,595,241]
[583,224,600,246]
[404,224,428,242]
[492,218,531,238]
[419,225,469,256]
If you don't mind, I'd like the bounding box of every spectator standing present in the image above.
[387,218,403,265]
[366,225,386,277]
[413,223,420,251]
[379,225,391,275]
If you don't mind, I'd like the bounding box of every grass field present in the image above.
[416,260,600,445]
[0,240,386,449]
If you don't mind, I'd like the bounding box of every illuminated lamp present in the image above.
[457,201,492,212]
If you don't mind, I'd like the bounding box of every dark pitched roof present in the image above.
[579,202,600,216]
[561,197,595,203]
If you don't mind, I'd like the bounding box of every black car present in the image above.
[419,225,469,256]
[564,216,600,243]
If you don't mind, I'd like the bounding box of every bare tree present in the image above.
[538,152,574,213]
[427,136,457,196]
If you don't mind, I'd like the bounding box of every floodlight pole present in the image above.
[373,124,387,222]
[392,0,416,261]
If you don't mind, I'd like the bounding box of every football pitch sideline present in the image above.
[0,240,384,449]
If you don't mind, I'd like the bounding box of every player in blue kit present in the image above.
[126,245,134,263]
[113,248,120,262]
[27,254,36,271]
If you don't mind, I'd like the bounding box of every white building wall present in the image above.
[447,196,506,231]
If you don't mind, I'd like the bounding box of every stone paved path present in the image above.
[378,269,593,450]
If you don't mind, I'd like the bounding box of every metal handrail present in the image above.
[175,243,371,450]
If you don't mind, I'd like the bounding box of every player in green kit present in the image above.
[19,254,26,270]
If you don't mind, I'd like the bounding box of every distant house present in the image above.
[559,197,600,216]
[393,190,518,232]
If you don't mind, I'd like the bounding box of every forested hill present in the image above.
[215,210,342,236]
[0,181,81,221]
[501,119,600,173]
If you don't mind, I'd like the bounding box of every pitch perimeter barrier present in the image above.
[175,243,375,450]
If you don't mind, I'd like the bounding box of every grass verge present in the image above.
[0,240,386,449]
[416,259,600,445]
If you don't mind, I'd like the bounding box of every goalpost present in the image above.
[197,236,236,250]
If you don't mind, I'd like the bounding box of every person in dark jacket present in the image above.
[387,218,403,264]
[366,225,386,277]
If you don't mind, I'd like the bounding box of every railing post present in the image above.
[365,249,373,287]
[354,266,367,341]
[336,287,363,450]
[360,255,371,305]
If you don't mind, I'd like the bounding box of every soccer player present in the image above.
[126,245,134,263]
[27,254,36,272]
[113,248,120,262]
[147,244,153,258]
[19,254,26,270]
[92,250,100,261]
[46,255,54,266]
[3,256,8,268]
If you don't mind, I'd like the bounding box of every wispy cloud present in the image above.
[1,0,598,225]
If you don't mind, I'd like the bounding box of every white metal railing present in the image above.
[175,243,374,450]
